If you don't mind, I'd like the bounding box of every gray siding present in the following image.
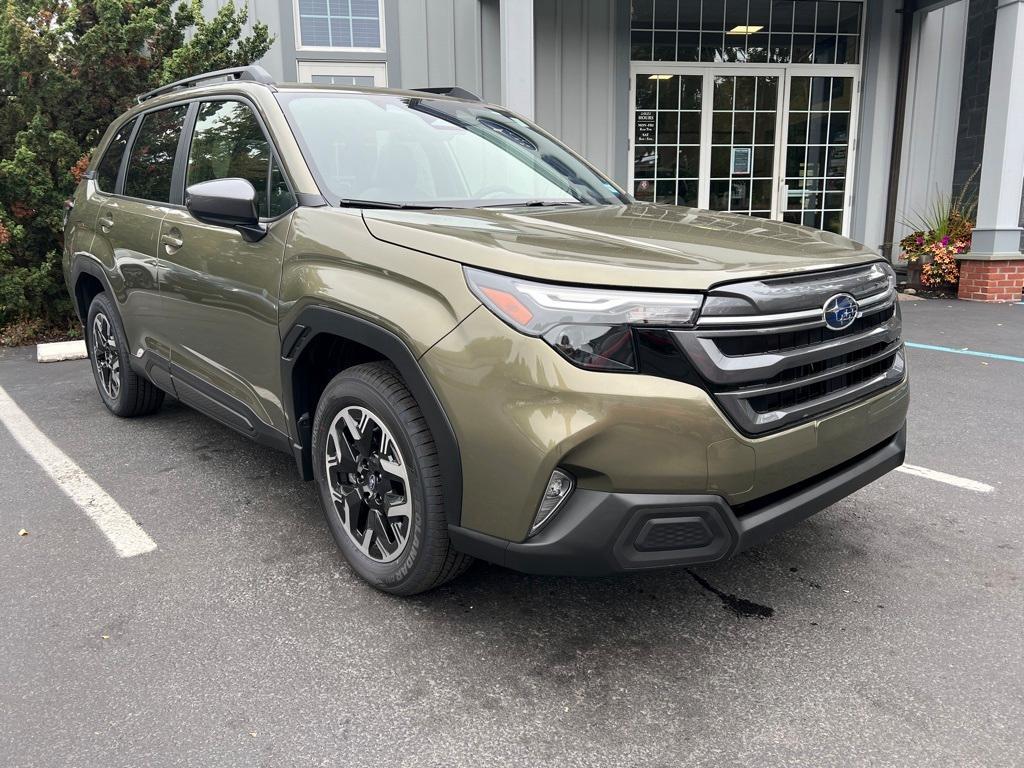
[894,1,968,245]
[201,0,287,80]
[850,0,901,250]
[533,0,628,183]
[395,0,499,101]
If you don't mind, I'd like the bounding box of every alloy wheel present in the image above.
[91,312,120,401]
[324,405,412,563]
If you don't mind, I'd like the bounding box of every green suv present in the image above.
[63,66,908,594]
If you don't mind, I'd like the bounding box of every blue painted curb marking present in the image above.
[905,341,1024,364]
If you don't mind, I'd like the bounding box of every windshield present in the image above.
[276,91,629,208]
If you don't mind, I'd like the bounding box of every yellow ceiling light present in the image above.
[728,25,764,34]
[647,74,674,80]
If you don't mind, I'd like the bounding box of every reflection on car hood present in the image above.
[361,203,881,291]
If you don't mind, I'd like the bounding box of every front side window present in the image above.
[124,105,189,202]
[297,0,383,49]
[96,121,134,192]
[277,92,628,208]
[186,100,294,219]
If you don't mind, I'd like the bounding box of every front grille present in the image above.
[746,349,898,413]
[715,304,895,357]
[671,263,905,436]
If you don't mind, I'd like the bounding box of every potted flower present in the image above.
[898,174,977,292]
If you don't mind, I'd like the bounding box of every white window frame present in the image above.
[296,60,388,86]
[293,0,386,53]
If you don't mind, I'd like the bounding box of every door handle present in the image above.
[160,231,184,250]
[98,215,114,232]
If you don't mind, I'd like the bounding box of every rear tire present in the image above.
[86,293,164,417]
[311,361,472,595]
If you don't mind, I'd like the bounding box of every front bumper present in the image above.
[449,425,906,576]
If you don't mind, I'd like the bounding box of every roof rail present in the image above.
[411,86,482,102]
[137,65,276,104]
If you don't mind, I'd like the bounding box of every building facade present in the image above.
[210,0,1024,300]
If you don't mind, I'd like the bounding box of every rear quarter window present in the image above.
[96,121,134,192]
[123,104,189,203]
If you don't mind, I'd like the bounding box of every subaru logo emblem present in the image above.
[822,293,859,331]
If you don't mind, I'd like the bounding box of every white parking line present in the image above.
[0,385,156,557]
[896,463,994,494]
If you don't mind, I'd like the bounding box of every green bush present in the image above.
[0,0,272,338]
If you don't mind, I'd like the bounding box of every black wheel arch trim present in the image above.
[69,254,117,322]
[281,305,464,527]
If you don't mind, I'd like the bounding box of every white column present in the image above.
[970,0,1024,257]
[499,0,535,119]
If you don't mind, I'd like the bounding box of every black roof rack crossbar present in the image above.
[137,65,276,104]
[411,86,482,102]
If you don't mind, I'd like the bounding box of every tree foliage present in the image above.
[0,0,273,335]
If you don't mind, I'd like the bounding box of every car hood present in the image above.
[361,203,881,291]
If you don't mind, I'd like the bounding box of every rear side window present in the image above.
[187,100,294,218]
[124,104,189,203]
[96,121,134,192]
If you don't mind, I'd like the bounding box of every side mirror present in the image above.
[185,178,267,242]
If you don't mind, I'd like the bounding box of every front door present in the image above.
[629,65,858,236]
[779,73,857,234]
[158,98,297,440]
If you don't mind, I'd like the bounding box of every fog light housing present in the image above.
[529,469,575,536]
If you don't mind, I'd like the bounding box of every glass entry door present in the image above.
[708,73,780,218]
[631,73,704,208]
[629,65,858,236]
[781,74,855,233]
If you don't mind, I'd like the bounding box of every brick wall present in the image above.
[951,0,997,204]
[957,259,1024,302]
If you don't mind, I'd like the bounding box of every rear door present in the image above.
[109,104,191,375]
[91,104,189,376]
[158,98,297,440]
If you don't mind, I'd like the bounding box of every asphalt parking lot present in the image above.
[2,298,1022,768]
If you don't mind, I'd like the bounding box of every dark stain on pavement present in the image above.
[687,569,774,619]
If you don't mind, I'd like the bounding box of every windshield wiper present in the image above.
[336,199,443,210]
[478,200,583,208]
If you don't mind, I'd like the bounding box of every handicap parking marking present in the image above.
[905,341,1024,364]
[0,384,157,558]
[896,463,994,494]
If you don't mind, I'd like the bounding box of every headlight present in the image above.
[878,260,897,292]
[464,267,702,372]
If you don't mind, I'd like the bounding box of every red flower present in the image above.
[70,153,91,184]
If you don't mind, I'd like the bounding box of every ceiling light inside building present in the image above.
[647,74,674,80]
[728,25,764,34]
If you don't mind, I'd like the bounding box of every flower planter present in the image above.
[905,262,923,288]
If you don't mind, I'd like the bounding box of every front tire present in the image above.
[311,362,472,595]
[86,293,164,417]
